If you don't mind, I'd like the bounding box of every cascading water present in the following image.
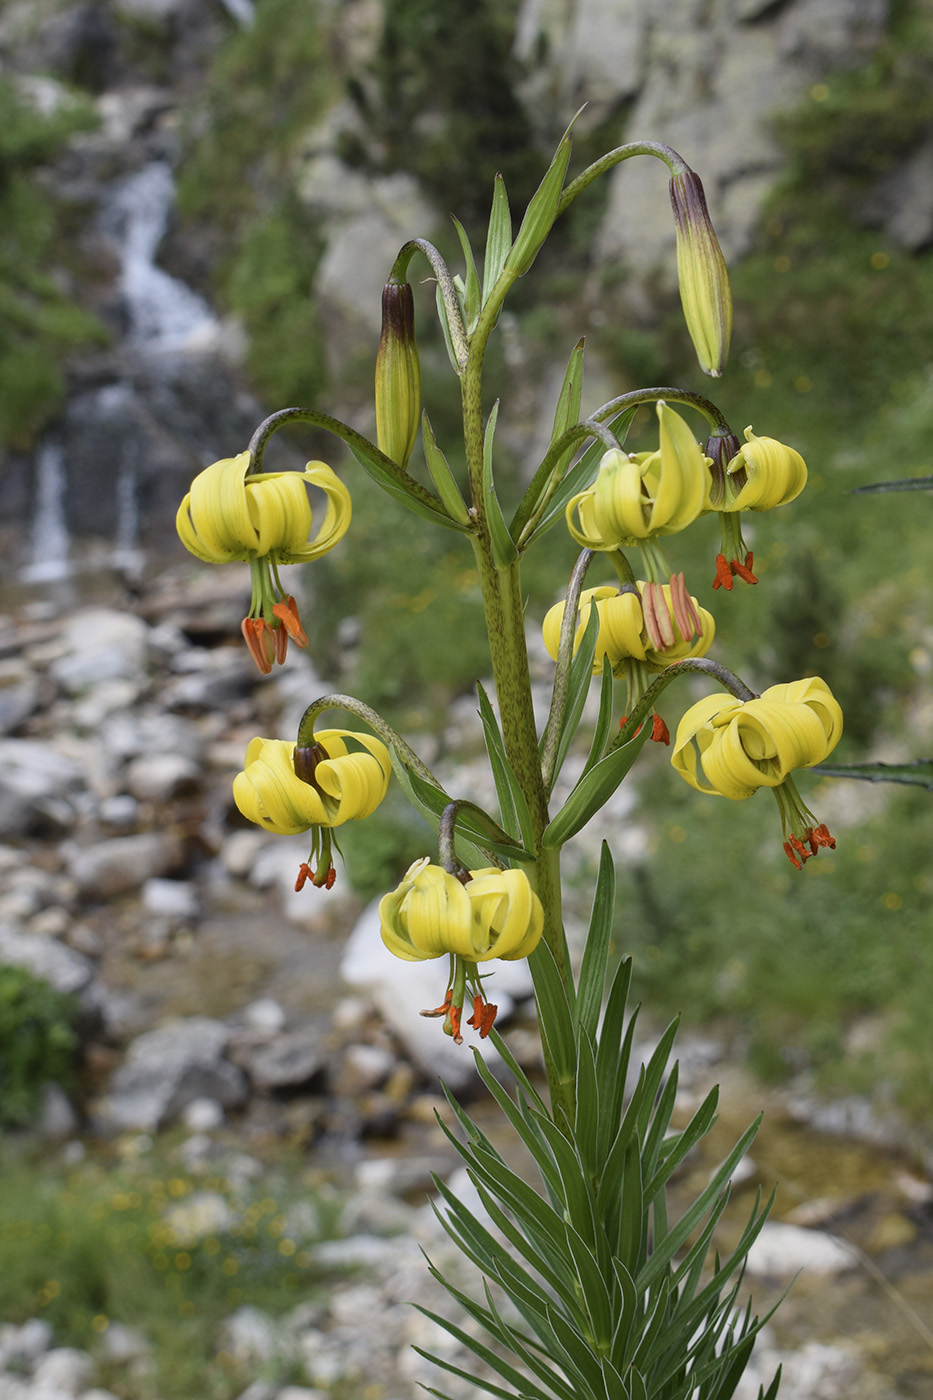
[24,160,230,579]
[24,443,70,583]
[109,161,220,354]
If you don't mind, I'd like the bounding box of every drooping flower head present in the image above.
[566,403,709,552]
[705,428,807,590]
[233,729,390,889]
[176,452,351,672]
[542,579,715,674]
[379,859,544,1042]
[671,678,843,867]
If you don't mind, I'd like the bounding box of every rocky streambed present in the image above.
[0,565,932,1400]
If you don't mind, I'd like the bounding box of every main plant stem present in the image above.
[462,313,574,1122]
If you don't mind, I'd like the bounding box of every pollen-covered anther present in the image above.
[467,994,498,1038]
[642,581,675,650]
[732,551,758,584]
[241,617,278,673]
[272,594,308,646]
[713,553,735,591]
[670,572,702,643]
[808,823,836,854]
[651,714,671,745]
[295,862,313,892]
[421,990,453,1020]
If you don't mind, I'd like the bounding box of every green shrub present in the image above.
[0,965,78,1127]
[0,79,106,447]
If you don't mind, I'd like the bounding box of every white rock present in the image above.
[242,997,287,1033]
[49,609,150,695]
[0,1319,53,1365]
[65,832,184,898]
[31,1347,94,1393]
[0,926,94,994]
[218,1307,287,1366]
[125,753,201,802]
[746,1222,854,1278]
[141,877,199,921]
[95,1321,149,1364]
[103,1016,247,1130]
[181,1096,225,1131]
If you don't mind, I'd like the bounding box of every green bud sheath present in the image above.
[375,282,422,467]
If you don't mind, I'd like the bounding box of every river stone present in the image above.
[124,752,202,801]
[103,1016,248,1130]
[0,738,85,838]
[65,831,184,898]
[0,926,94,995]
[31,1347,94,1394]
[245,1032,327,1093]
[746,1221,854,1278]
[0,1319,53,1366]
[49,609,150,695]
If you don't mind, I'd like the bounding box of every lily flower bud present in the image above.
[670,169,733,378]
[375,281,422,468]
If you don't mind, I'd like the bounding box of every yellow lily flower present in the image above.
[379,859,544,1042]
[721,428,808,512]
[176,452,351,672]
[566,403,708,550]
[671,678,843,868]
[542,579,715,674]
[233,729,391,888]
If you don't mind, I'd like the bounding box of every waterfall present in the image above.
[110,161,220,354]
[24,443,70,582]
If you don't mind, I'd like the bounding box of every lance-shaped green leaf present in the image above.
[550,339,585,467]
[575,842,616,1042]
[421,413,471,525]
[636,1116,760,1291]
[477,683,536,849]
[386,746,489,870]
[812,758,933,789]
[580,656,615,782]
[435,281,463,374]
[528,941,577,1097]
[544,607,600,792]
[388,748,523,866]
[482,174,512,306]
[346,436,468,532]
[850,474,933,493]
[527,407,637,541]
[452,216,482,331]
[542,722,650,848]
[504,120,575,278]
[482,401,519,565]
